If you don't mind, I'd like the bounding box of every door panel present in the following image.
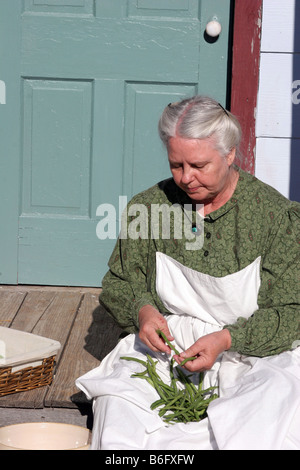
[22,79,92,216]
[21,16,200,82]
[128,0,198,18]
[24,0,94,16]
[123,82,198,198]
[0,0,231,286]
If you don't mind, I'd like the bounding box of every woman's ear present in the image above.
[226,147,236,166]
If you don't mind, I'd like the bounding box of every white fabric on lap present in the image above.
[76,253,300,450]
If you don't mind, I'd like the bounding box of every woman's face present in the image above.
[167,136,236,205]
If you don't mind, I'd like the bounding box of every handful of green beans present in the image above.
[120,330,218,424]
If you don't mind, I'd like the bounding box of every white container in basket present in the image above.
[0,327,61,373]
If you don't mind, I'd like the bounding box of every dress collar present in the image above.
[204,167,253,221]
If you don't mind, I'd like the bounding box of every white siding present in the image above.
[255,0,299,201]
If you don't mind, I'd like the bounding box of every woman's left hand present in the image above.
[174,329,232,372]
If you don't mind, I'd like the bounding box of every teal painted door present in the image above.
[0,0,231,286]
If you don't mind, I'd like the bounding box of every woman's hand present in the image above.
[174,329,232,372]
[138,305,174,354]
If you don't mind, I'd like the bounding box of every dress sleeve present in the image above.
[225,205,300,357]
[99,198,157,333]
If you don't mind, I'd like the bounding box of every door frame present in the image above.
[230,0,263,173]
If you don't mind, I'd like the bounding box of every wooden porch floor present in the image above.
[0,285,123,428]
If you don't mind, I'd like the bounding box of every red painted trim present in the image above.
[230,0,263,173]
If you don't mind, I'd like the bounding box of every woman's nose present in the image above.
[181,166,194,184]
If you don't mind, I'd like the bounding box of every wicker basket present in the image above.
[0,327,61,397]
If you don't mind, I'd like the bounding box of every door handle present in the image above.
[205,18,222,38]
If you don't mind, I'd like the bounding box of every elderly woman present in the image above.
[77,96,300,450]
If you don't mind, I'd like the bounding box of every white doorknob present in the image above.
[205,19,222,38]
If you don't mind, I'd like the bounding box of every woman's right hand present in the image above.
[138,305,174,354]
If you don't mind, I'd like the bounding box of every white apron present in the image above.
[76,252,300,450]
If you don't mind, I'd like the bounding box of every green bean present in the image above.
[120,356,148,367]
[158,382,175,396]
[146,354,158,367]
[156,330,197,366]
[189,394,209,411]
[131,369,148,377]
[185,381,196,402]
[197,385,218,399]
[189,381,198,395]
[179,356,197,366]
[156,329,180,355]
[164,407,191,423]
[194,408,207,420]
[169,358,177,391]
[146,367,166,399]
[175,365,192,386]
[158,391,186,416]
[150,398,166,410]
[130,374,155,387]
[198,371,204,392]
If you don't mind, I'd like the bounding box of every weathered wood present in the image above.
[231,0,262,173]
[29,291,83,362]
[45,292,100,408]
[46,292,123,408]
[0,285,101,294]
[82,302,124,363]
[10,290,56,332]
[0,291,27,326]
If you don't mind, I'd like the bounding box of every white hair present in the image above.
[158,95,242,158]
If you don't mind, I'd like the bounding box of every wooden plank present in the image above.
[255,138,292,199]
[46,293,123,408]
[45,292,99,408]
[83,304,124,363]
[256,53,294,139]
[0,291,26,327]
[230,0,262,173]
[260,0,296,53]
[0,285,101,294]
[30,291,83,357]
[0,291,83,409]
[10,290,56,332]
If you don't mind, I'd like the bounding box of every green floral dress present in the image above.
[99,167,300,357]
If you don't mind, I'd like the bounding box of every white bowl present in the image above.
[0,422,91,450]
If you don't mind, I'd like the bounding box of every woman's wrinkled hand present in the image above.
[174,329,232,372]
[138,305,174,354]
